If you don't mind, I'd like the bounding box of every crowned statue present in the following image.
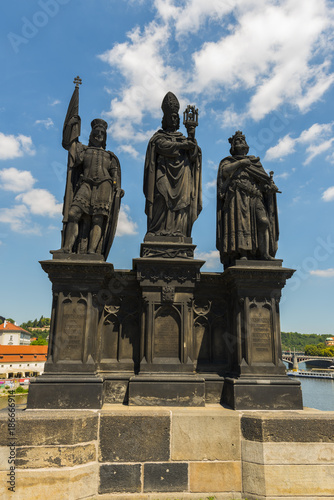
[55,77,123,259]
[143,92,202,239]
[216,131,280,268]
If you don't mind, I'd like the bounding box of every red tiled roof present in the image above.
[0,345,47,363]
[0,345,47,354]
[0,322,30,334]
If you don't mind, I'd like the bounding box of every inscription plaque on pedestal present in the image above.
[249,305,272,363]
[154,306,180,358]
[61,299,86,361]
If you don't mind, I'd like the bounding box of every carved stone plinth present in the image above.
[220,260,303,410]
[130,255,205,405]
[27,258,114,409]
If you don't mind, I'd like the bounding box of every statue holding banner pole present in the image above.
[55,77,123,259]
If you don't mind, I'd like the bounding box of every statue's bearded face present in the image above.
[232,137,249,156]
[89,126,106,148]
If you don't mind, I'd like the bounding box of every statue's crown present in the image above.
[161,92,180,115]
[91,118,108,130]
[229,130,245,145]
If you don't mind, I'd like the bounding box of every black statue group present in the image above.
[56,79,280,268]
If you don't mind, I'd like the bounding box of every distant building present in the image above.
[325,337,334,346]
[0,321,31,345]
[0,345,48,378]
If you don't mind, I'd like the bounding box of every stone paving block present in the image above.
[143,462,188,492]
[0,463,98,500]
[99,464,141,494]
[265,464,334,496]
[242,461,266,497]
[242,414,334,442]
[15,443,96,468]
[172,410,240,461]
[243,440,334,465]
[99,414,170,462]
[0,411,98,446]
[189,461,241,492]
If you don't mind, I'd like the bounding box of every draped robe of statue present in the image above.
[216,155,279,267]
[144,129,202,238]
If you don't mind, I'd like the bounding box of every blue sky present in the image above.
[0,0,333,334]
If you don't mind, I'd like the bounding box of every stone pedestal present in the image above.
[27,258,114,409]
[130,238,206,406]
[221,260,303,410]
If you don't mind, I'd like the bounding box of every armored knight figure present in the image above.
[143,92,202,239]
[216,131,279,268]
[56,78,123,259]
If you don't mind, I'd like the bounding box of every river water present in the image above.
[288,361,334,412]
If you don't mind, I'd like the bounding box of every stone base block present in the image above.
[128,375,205,406]
[27,375,104,409]
[103,376,130,404]
[223,376,303,410]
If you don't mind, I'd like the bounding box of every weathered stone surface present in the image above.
[171,409,240,461]
[189,461,242,492]
[143,462,188,492]
[242,440,334,465]
[99,414,170,462]
[0,411,98,446]
[27,379,104,409]
[0,464,98,500]
[129,377,205,407]
[242,462,266,497]
[99,464,141,494]
[242,414,334,442]
[244,462,334,496]
[15,443,96,468]
[96,494,242,500]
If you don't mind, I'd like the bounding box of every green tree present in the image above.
[31,337,48,346]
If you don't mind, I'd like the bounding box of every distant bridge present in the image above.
[282,351,334,367]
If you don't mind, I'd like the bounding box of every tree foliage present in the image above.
[31,336,48,346]
[281,332,329,351]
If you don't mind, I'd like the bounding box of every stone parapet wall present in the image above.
[0,406,333,499]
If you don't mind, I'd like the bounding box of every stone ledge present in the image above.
[0,463,98,500]
[241,413,334,442]
[243,462,334,496]
[242,440,334,465]
[0,411,99,446]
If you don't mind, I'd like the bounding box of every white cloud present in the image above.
[265,122,334,164]
[99,21,188,143]
[310,268,334,277]
[35,118,54,129]
[0,205,41,235]
[322,186,334,201]
[118,144,142,159]
[15,189,62,217]
[304,138,334,165]
[0,133,35,160]
[115,205,138,236]
[0,168,36,192]
[49,99,61,106]
[275,171,290,180]
[100,0,334,145]
[265,135,296,161]
[195,249,221,269]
